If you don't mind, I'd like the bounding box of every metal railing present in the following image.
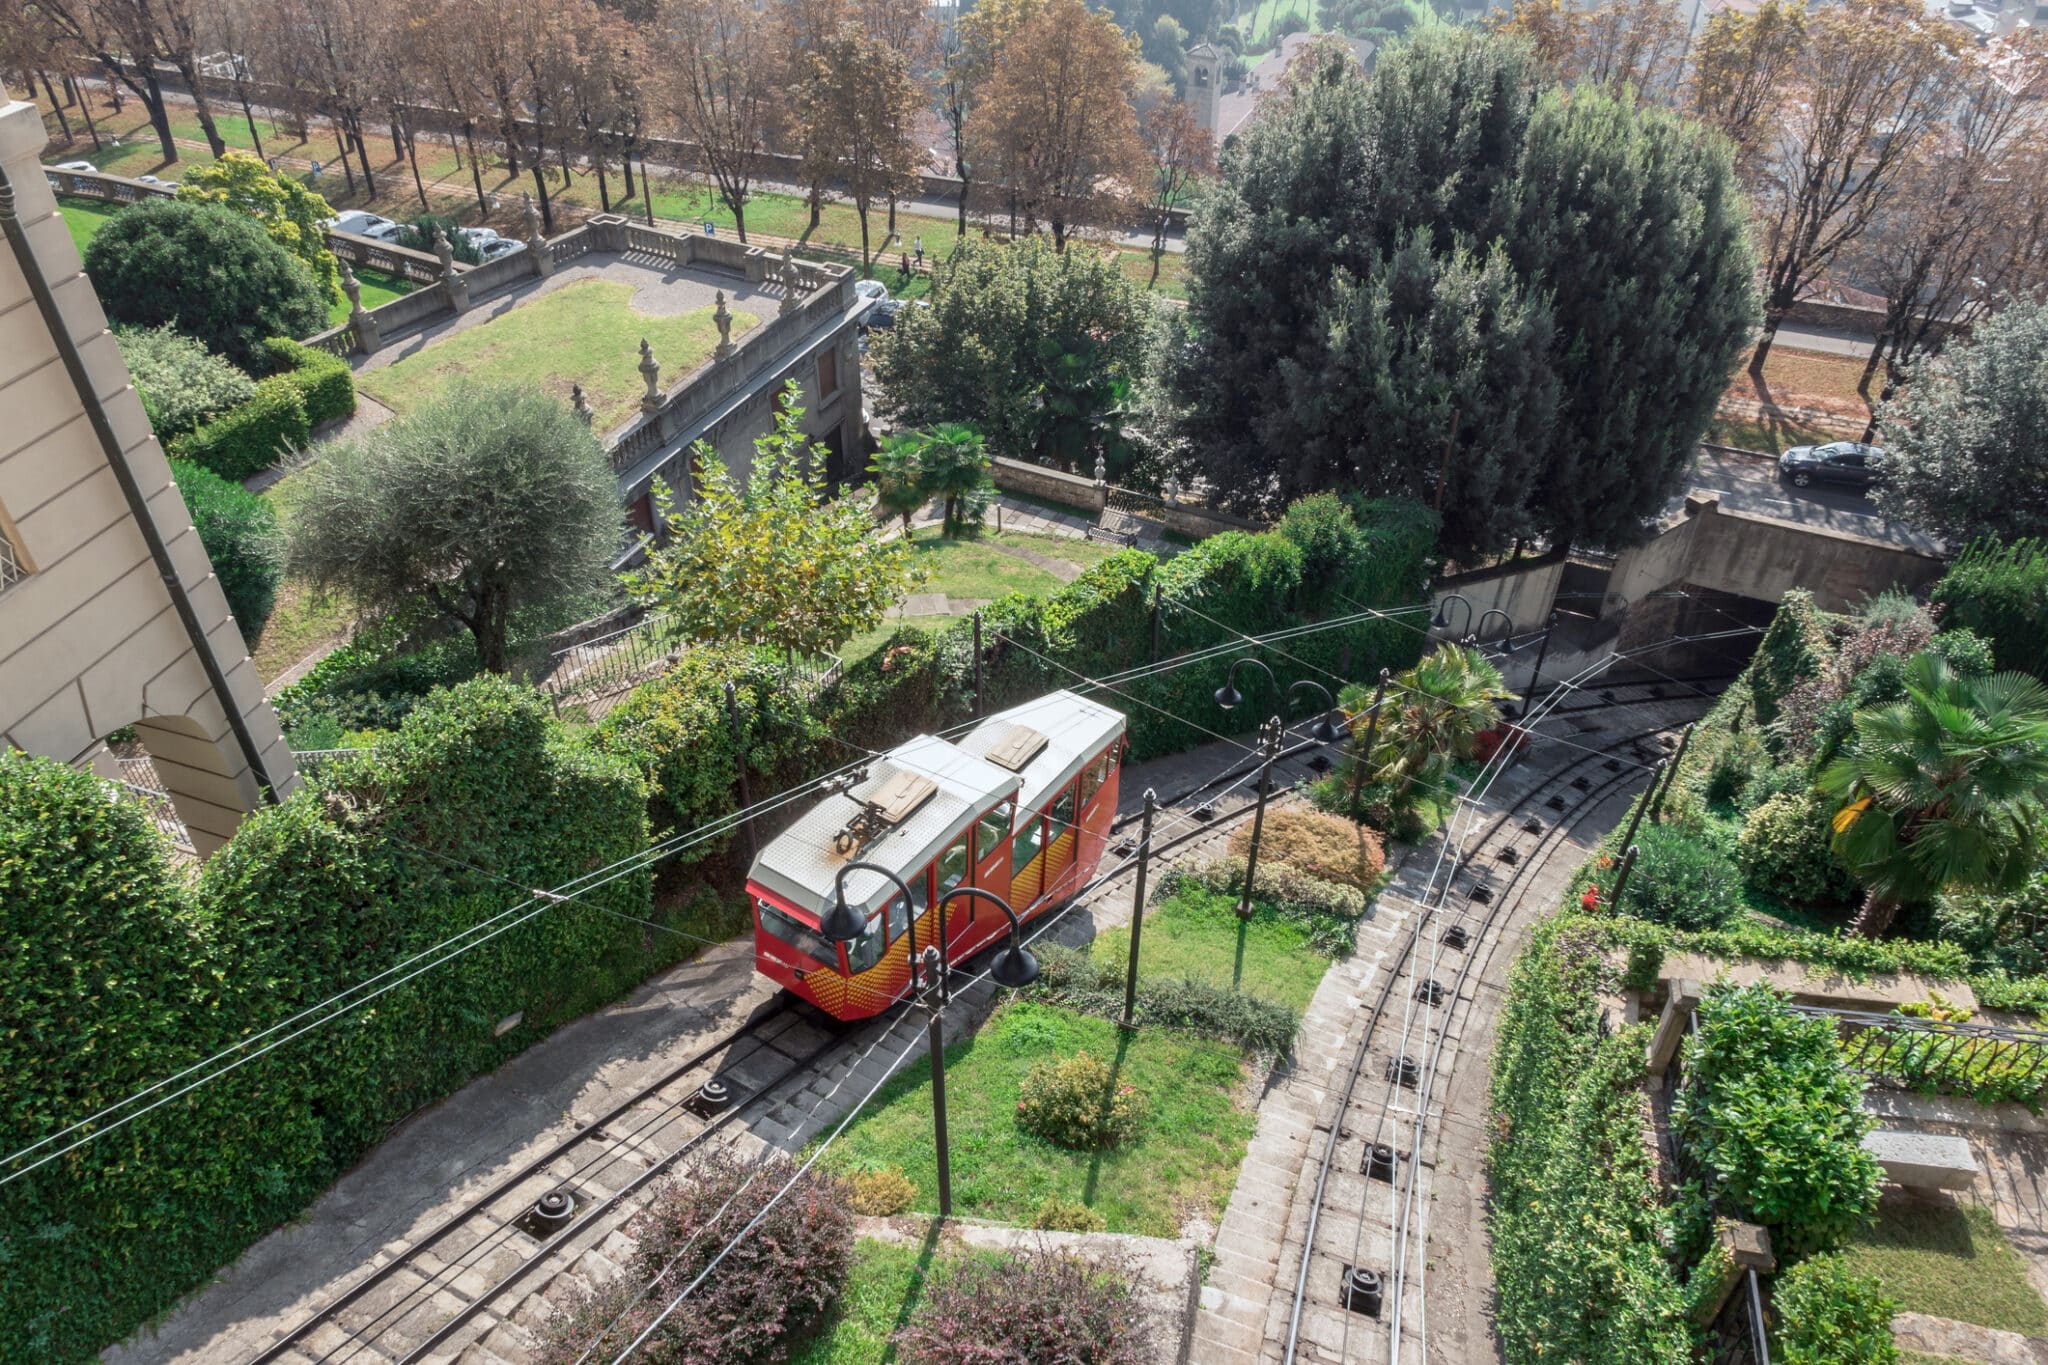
[539,614,680,706]
[112,756,194,854]
[1795,1004,2048,1105]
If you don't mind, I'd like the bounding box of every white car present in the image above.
[325,210,395,238]
[361,221,406,244]
[459,226,502,247]
[476,238,522,262]
[53,160,98,173]
[135,174,179,190]
[853,277,890,326]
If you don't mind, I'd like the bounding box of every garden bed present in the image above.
[819,1000,1258,1238]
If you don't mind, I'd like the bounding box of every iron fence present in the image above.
[1793,1004,2048,1105]
[112,756,194,854]
[1706,1265,1772,1365]
[539,614,680,706]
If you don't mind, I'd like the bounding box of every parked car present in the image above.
[853,277,890,325]
[135,174,178,190]
[476,237,523,262]
[52,160,98,173]
[361,221,406,244]
[325,210,396,238]
[458,226,503,249]
[1778,440,1885,490]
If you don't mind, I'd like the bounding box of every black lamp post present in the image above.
[819,864,1039,1218]
[1474,608,1515,650]
[1431,592,1473,637]
[1516,611,1559,719]
[1215,659,1340,919]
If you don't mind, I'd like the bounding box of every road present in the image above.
[1771,323,1877,359]
[1686,445,1942,555]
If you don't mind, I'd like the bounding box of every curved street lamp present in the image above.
[1474,608,1516,650]
[1215,660,1343,918]
[1431,592,1473,636]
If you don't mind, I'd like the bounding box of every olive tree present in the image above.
[285,384,621,672]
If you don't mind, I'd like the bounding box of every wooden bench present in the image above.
[1862,1129,1979,1192]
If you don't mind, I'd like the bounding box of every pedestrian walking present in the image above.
[899,252,911,279]
[914,236,923,265]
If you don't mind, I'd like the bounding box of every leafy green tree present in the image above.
[871,237,1152,465]
[84,199,328,371]
[1819,651,2048,937]
[913,423,995,537]
[1348,642,1513,797]
[1169,29,1756,554]
[1032,340,1138,477]
[1506,83,1757,550]
[169,458,280,640]
[1873,301,2048,546]
[869,433,927,532]
[627,388,925,657]
[176,152,344,307]
[285,384,621,673]
[1932,539,2048,683]
[114,324,257,439]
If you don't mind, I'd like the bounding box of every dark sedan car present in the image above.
[1778,441,1884,490]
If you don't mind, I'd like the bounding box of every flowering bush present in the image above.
[1471,723,1527,766]
[893,1245,1155,1365]
[1016,1051,1148,1150]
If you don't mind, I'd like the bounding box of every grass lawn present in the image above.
[326,266,413,326]
[789,1236,940,1365]
[1094,881,1335,1013]
[356,278,755,427]
[903,526,1093,602]
[1840,1199,2048,1337]
[821,1000,1257,1236]
[840,613,968,668]
[1704,409,1860,456]
[55,194,123,257]
[250,468,355,683]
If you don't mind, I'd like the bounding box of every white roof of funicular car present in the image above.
[749,733,1018,919]
[959,689,1126,812]
[747,691,1126,918]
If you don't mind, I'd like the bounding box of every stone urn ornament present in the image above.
[639,338,662,413]
[713,291,735,360]
[571,383,594,425]
[432,228,457,277]
[339,260,364,313]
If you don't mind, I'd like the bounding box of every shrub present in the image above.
[1934,539,2048,683]
[114,324,256,438]
[1772,1253,1898,1365]
[1673,983,1880,1261]
[169,374,311,481]
[395,212,483,263]
[1016,1050,1149,1150]
[1703,730,1766,808]
[1030,945,1301,1054]
[261,336,358,425]
[168,457,280,637]
[1736,789,1860,911]
[537,1150,853,1365]
[1169,857,1369,956]
[1606,824,1743,931]
[83,197,327,369]
[1486,924,1692,1363]
[269,636,484,738]
[848,1166,918,1216]
[893,1246,1155,1365]
[1227,805,1384,892]
[1275,491,1367,596]
[1031,1195,1107,1232]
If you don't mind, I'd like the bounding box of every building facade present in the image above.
[0,83,296,856]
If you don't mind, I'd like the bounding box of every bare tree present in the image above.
[1742,0,1960,372]
[659,0,777,241]
[1136,89,1211,285]
[798,22,923,268]
[1494,0,1685,95]
[1848,38,2048,428]
[970,0,1150,251]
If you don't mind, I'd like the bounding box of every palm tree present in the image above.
[1819,652,2048,938]
[868,434,925,532]
[1345,643,1513,797]
[913,423,992,538]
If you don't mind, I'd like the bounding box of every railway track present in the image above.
[1276,719,1682,1364]
[246,679,1705,1365]
[251,1001,838,1365]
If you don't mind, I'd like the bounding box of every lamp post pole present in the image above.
[1121,789,1156,1030]
[1237,716,1284,920]
[1349,667,1391,816]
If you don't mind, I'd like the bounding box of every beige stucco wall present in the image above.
[0,83,296,855]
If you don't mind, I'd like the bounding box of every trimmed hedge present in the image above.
[0,678,690,1363]
[261,336,358,426]
[1771,1253,1898,1365]
[169,456,280,639]
[1486,922,1692,1364]
[114,323,256,439]
[169,373,310,481]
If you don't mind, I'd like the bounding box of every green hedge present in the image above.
[1931,539,2048,683]
[169,457,280,639]
[260,336,358,427]
[168,373,310,481]
[1771,1253,1898,1365]
[818,498,1436,763]
[0,678,693,1362]
[1486,923,1693,1364]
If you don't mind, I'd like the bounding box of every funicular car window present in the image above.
[759,899,837,967]
[977,800,1011,856]
[888,867,932,942]
[846,909,889,974]
[938,836,970,909]
[1079,752,1109,805]
[1012,807,1045,873]
[1051,784,1076,835]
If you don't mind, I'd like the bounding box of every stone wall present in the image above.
[1433,550,1568,637]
